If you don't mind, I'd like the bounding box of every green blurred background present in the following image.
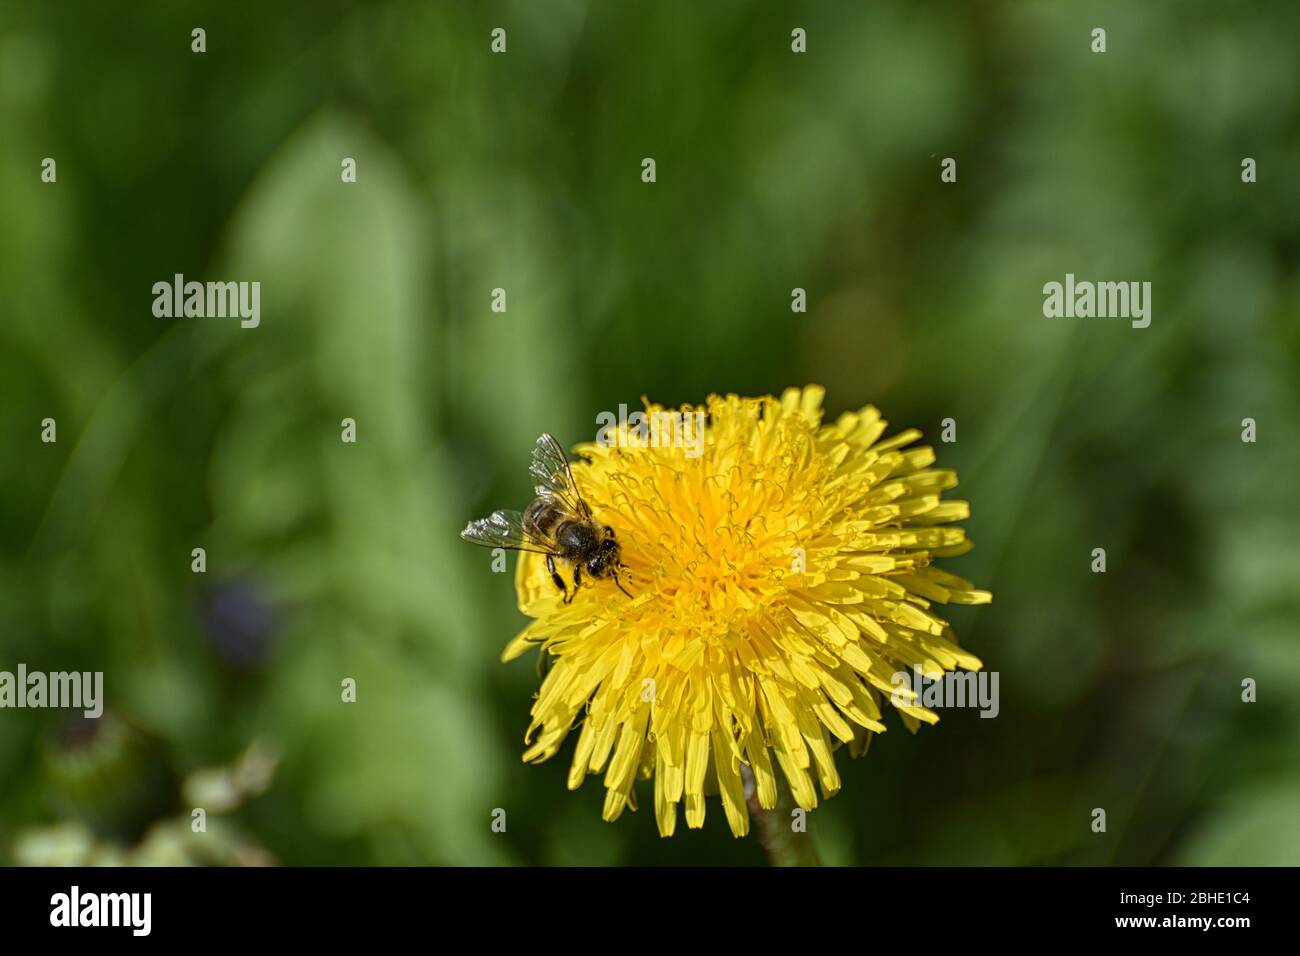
[2,0,1298,866]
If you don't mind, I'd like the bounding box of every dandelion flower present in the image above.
[502,385,991,837]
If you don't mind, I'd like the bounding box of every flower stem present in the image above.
[741,765,820,866]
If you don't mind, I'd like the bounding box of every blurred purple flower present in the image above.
[200,580,279,670]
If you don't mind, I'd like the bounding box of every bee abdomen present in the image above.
[522,498,564,538]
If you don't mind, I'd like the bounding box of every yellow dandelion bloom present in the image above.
[501,385,991,837]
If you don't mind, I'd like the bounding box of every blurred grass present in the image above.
[1,0,1298,865]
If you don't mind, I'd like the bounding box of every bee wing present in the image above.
[459,510,558,554]
[529,433,592,519]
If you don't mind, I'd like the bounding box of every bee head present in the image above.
[587,537,622,579]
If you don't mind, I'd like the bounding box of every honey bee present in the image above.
[461,434,632,603]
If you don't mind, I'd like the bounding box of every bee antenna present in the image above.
[613,567,633,598]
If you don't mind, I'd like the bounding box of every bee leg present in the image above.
[565,563,582,605]
[546,553,569,602]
